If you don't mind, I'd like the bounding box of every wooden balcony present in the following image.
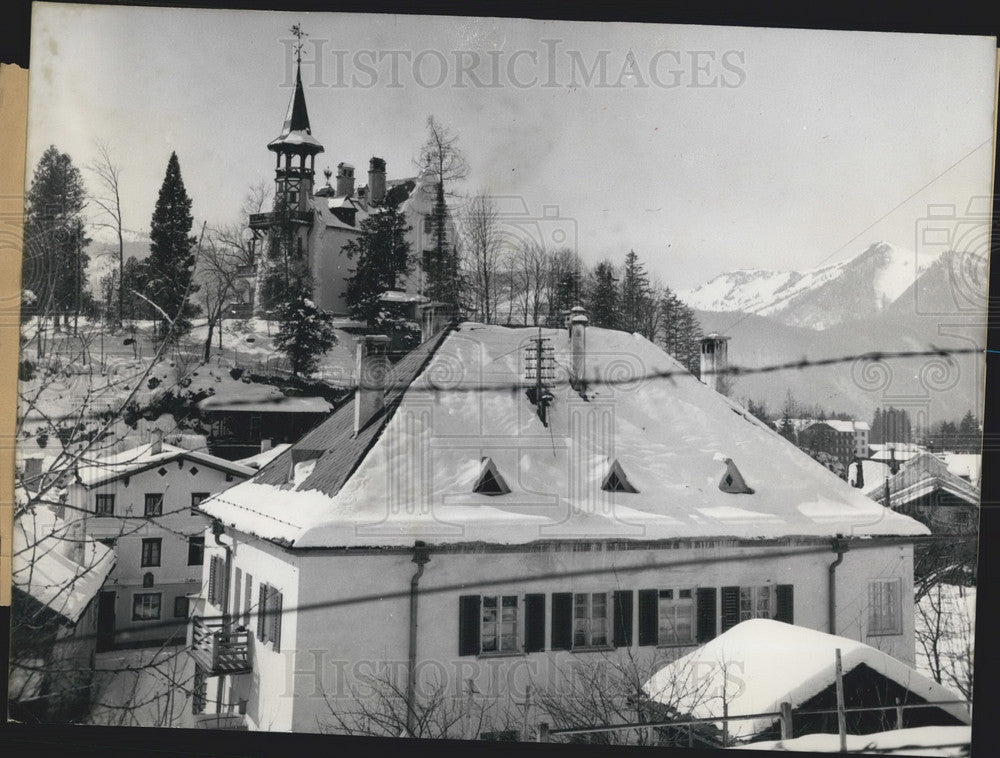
[248,210,313,229]
[190,616,251,675]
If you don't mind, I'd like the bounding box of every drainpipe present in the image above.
[212,519,233,722]
[405,541,431,737]
[828,536,848,634]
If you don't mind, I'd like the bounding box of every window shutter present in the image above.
[638,589,658,646]
[269,590,283,652]
[458,595,481,656]
[524,594,546,653]
[207,555,219,606]
[721,586,741,633]
[612,590,633,647]
[775,584,794,624]
[696,587,718,643]
[550,593,573,651]
[257,584,268,641]
[243,573,253,628]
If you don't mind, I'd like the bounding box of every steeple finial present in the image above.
[267,24,324,156]
[290,23,307,66]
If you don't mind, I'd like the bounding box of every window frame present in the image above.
[656,588,696,646]
[132,592,162,621]
[174,595,190,618]
[190,492,210,515]
[739,585,774,622]
[187,535,205,566]
[95,493,116,516]
[867,578,903,636]
[572,591,611,649]
[144,492,164,517]
[480,594,520,655]
[140,537,162,568]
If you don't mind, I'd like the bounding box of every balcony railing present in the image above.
[248,210,313,229]
[190,616,251,675]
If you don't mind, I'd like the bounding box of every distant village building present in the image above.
[799,420,870,464]
[644,619,970,747]
[247,60,455,317]
[65,435,253,649]
[199,393,333,461]
[190,317,928,734]
[866,452,979,533]
[10,499,116,722]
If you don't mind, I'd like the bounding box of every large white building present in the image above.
[191,319,929,735]
[66,437,253,648]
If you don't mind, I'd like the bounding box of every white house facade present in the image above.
[66,438,253,648]
[192,320,929,734]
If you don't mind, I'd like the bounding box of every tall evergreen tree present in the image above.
[343,202,413,328]
[147,151,198,338]
[619,250,651,333]
[22,145,90,334]
[273,294,337,377]
[586,261,620,329]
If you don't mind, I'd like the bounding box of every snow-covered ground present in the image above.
[733,725,970,756]
[88,645,196,728]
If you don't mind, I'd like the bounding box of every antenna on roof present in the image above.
[524,329,555,427]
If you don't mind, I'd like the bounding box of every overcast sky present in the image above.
[26,3,997,291]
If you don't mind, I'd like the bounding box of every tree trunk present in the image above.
[203,322,215,363]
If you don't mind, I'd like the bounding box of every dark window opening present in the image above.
[602,460,638,493]
[474,458,511,496]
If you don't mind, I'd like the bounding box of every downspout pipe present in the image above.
[212,519,233,722]
[828,535,849,634]
[405,541,431,737]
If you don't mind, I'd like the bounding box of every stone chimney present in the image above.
[699,333,730,394]
[569,305,588,390]
[354,335,391,434]
[260,439,273,454]
[368,157,387,205]
[150,428,164,455]
[336,162,356,197]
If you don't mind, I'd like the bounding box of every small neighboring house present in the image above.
[643,619,970,746]
[188,319,929,734]
[10,497,116,722]
[870,443,926,467]
[865,453,979,533]
[64,436,253,649]
[799,420,871,463]
[198,393,332,460]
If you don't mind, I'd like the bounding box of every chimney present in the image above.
[260,439,273,453]
[569,305,588,390]
[354,335,391,434]
[368,157,387,205]
[699,333,730,394]
[336,162,356,197]
[150,428,164,455]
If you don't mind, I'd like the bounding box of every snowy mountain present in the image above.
[680,242,942,330]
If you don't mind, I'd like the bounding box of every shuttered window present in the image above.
[257,584,268,640]
[612,590,633,647]
[243,573,253,628]
[638,589,659,646]
[207,555,224,607]
[256,583,283,651]
[721,586,741,633]
[573,592,609,648]
[696,587,718,642]
[550,593,573,651]
[775,585,794,624]
[459,595,481,656]
[524,594,545,653]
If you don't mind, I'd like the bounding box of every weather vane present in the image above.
[290,23,308,64]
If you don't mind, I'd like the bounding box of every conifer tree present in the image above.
[147,151,198,338]
[344,202,413,329]
[586,261,620,329]
[619,250,651,333]
[273,295,337,377]
[22,145,90,334]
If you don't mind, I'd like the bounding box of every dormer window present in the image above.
[473,458,510,496]
[602,459,638,493]
[719,458,754,494]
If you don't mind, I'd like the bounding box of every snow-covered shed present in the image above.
[643,619,970,744]
[865,453,979,533]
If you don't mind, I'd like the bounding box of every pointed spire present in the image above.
[268,59,324,155]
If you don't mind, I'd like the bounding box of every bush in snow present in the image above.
[273,296,337,378]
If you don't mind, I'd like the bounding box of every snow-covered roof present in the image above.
[852,460,891,492]
[200,324,928,548]
[643,619,970,740]
[12,500,116,624]
[75,442,254,488]
[380,290,429,304]
[236,443,292,470]
[803,419,865,434]
[733,725,971,755]
[870,443,926,454]
[865,453,979,506]
[938,453,981,488]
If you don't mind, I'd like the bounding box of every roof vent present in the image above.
[602,459,638,493]
[719,458,754,494]
[473,458,510,496]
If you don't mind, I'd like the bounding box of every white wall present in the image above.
[203,535,915,734]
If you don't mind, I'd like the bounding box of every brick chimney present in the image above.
[336,162,356,197]
[354,335,391,434]
[368,157,386,205]
[699,333,730,394]
[569,305,588,390]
